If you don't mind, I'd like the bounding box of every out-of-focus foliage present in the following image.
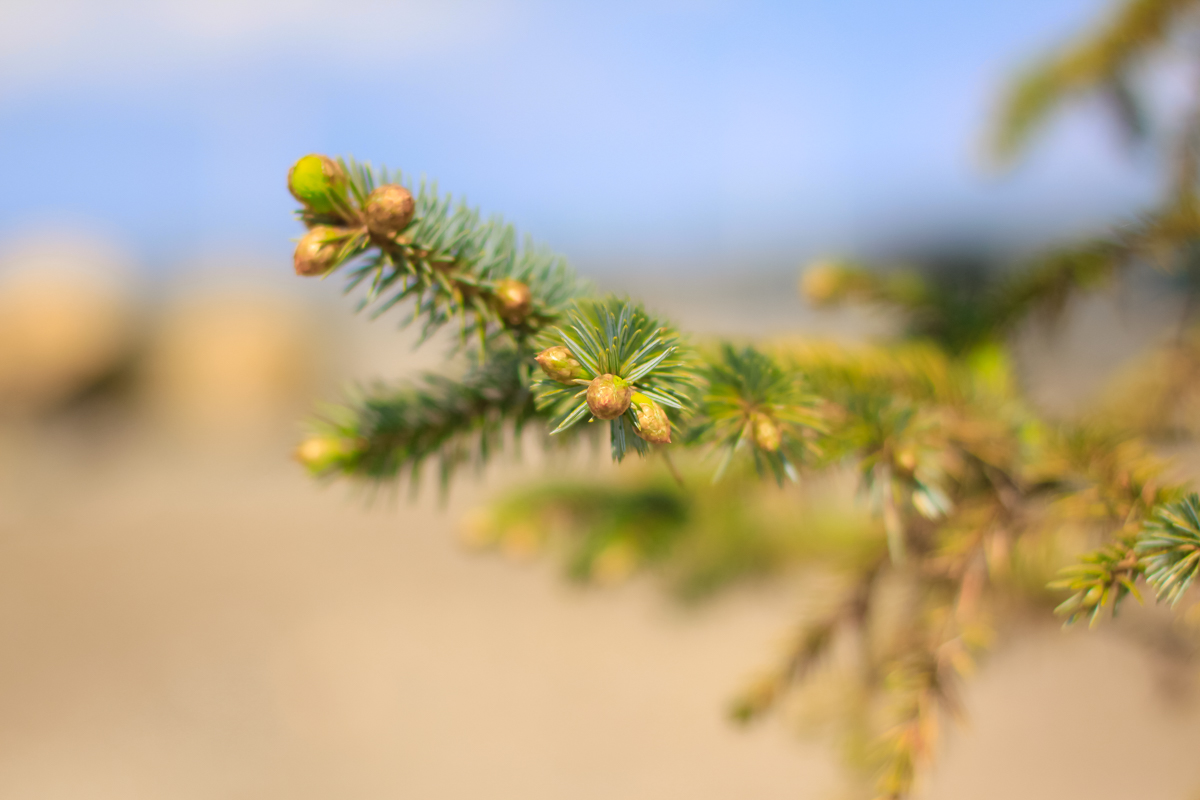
[301,348,540,489]
[463,469,881,602]
[992,0,1197,161]
[686,344,824,484]
[800,245,1119,355]
[454,330,1189,797]
[1138,493,1200,606]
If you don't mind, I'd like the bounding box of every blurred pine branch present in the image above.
[283,1,1200,795]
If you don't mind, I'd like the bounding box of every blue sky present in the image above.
[0,0,1160,273]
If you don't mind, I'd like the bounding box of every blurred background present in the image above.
[2,1,1199,798]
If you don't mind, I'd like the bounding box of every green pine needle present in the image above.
[1137,493,1200,607]
[689,344,824,484]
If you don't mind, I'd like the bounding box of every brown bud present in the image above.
[494,278,533,325]
[535,346,584,383]
[363,184,415,239]
[750,411,781,452]
[288,154,347,215]
[587,374,632,420]
[293,226,345,277]
[633,397,671,444]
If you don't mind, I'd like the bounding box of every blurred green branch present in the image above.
[283,3,1200,794]
[992,0,1197,161]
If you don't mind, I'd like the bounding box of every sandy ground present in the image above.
[0,428,1199,800]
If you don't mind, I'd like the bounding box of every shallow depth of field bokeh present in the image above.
[3,2,1200,799]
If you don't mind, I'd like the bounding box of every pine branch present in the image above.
[532,296,697,461]
[283,105,1200,798]
[290,155,589,353]
[992,0,1197,161]
[801,259,929,313]
[1049,535,1144,626]
[687,344,825,484]
[1137,493,1200,606]
[468,467,873,599]
[874,649,960,800]
[775,340,956,406]
[297,348,542,488]
[1052,494,1200,623]
[471,478,691,584]
[729,567,876,724]
[802,246,1122,353]
[989,242,1121,329]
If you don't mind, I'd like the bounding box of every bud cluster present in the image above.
[287,154,538,331]
[531,298,690,457]
[287,153,415,279]
[536,350,674,444]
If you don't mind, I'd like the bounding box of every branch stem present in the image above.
[661,449,686,490]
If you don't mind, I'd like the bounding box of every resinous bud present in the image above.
[535,346,584,383]
[633,397,671,444]
[288,154,347,215]
[587,374,632,420]
[294,226,344,277]
[363,184,415,238]
[494,278,533,325]
[750,410,782,452]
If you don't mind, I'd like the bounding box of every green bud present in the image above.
[363,184,416,239]
[294,225,345,277]
[494,278,533,325]
[535,346,584,383]
[288,154,347,215]
[633,396,671,444]
[750,410,781,451]
[294,435,358,473]
[587,374,632,420]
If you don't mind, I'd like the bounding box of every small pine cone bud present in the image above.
[494,278,533,325]
[288,154,347,215]
[895,445,918,473]
[294,226,344,277]
[750,411,782,451]
[535,346,583,383]
[294,435,358,472]
[587,374,632,420]
[633,397,671,444]
[363,184,416,239]
[800,260,845,306]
